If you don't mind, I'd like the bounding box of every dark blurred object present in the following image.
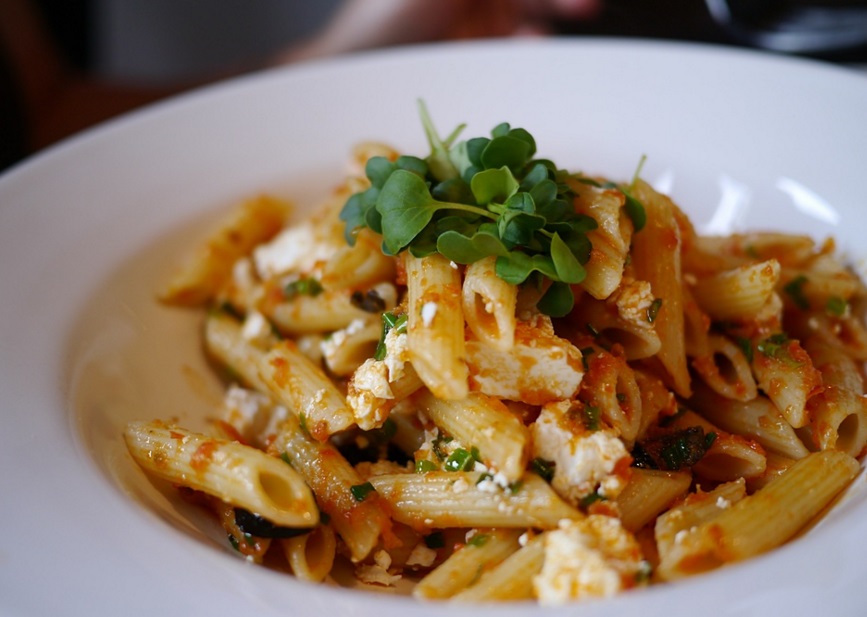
[706,0,867,59]
[558,0,867,60]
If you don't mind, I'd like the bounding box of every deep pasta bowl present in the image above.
[1,38,867,616]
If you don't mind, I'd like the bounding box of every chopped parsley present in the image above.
[283,277,324,299]
[530,457,556,483]
[632,426,714,471]
[826,296,848,317]
[783,275,810,310]
[646,298,663,323]
[415,459,438,473]
[583,405,601,431]
[467,533,490,547]
[349,481,376,502]
[373,311,407,360]
[756,332,791,360]
[579,491,607,509]
[444,447,480,472]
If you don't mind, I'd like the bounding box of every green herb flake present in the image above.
[826,296,848,317]
[467,533,490,547]
[531,457,555,483]
[284,277,324,300]
[579,491,607,508]
[646,298,663,323]
[635,560,653,584]
[415,459,438,473]
[349,482,376,502]
[444,448,476,472]
[280,452,293,467]
[737,337,754,364]
[783,275,810,310]
[756,333,791,360]
[374,311,407,360]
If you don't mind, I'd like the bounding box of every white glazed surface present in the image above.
[2,38,867,616]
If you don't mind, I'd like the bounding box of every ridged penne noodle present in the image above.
[570,181,631,300]
[124,421,318,528]
[567,286,662,361]
[802,386,867,457]
[465,315,584,405]
[655,479,747,580]
[259,341,356,438]
[281,524,337,583]
[779,267,861,311]
[413,529,523,600]
[629,179,691,397]
[204,312,271,393]
[320,317,381,377]
[787,310,867,361]
[405,253,468,400]
[272,413,392,563]
[368,472,581,530]
[748,334,823,428]
[658,451,859,579]
[412,389,529,481]
[160,195,289,306]
[263,288,375,336]
[450,534,546,602]
[803,336,864,393]
[690,333,758,402]
[633,368,678,441]
[578,345,642,445]
[461,256,517,351]
[682,284,711,358]
[688,381,810,460]
[615,468,692,533]
[321,229,397,290]
[690,259,780,322]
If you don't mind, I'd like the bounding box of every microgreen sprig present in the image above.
[340,102,647,317]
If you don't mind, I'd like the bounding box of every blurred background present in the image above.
[2,0,867,172]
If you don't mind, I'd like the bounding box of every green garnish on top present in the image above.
[340,102,647,317]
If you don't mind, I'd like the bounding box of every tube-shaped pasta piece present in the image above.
[788,311,867,362]
[466,315,584,405]
[691,259,780,322]
[567,285,662,361]
[368,472,581,531]
[614,468,692,533]
[688,382,810,460]
[124,421,318,528]
[803,336,864,394]
[450,534,546,602]
[659,451,859,578]
[667,410,767,482]
[280,525,337,583]
[690,333,758,402]
[682,284,712,359]
[160,195,289,306]
[749,334,822,429]
[578,345,642,446]
[462,256,517,351]
[655,479,747,580]
[412,389,530,482]
[204,312,270,393]
[633,368,678,441]
[570,181,631,300]
[272,414,392,563]
[413,529,523,600]
[405,253,468,400]
[264,288,374,336]
[258,341,355,439]
[779,267,861,312]
[321,229,397,290]
[320,318,381,377]
[802,386,867,457]
[630,179,691,397]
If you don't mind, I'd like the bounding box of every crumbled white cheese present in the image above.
[240,310,272,348]
[222,385,288,447]
[356,550,401,587]
[531,400,630,506]
[451,477,470,494]
[421,301,438,327]
[533,516,644,605]
[346,358,394,430]
[405,543,438,568]
[252,221,336,279]
[383,329,408,382]
[611,279,655,329]
[716,496,731,509]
